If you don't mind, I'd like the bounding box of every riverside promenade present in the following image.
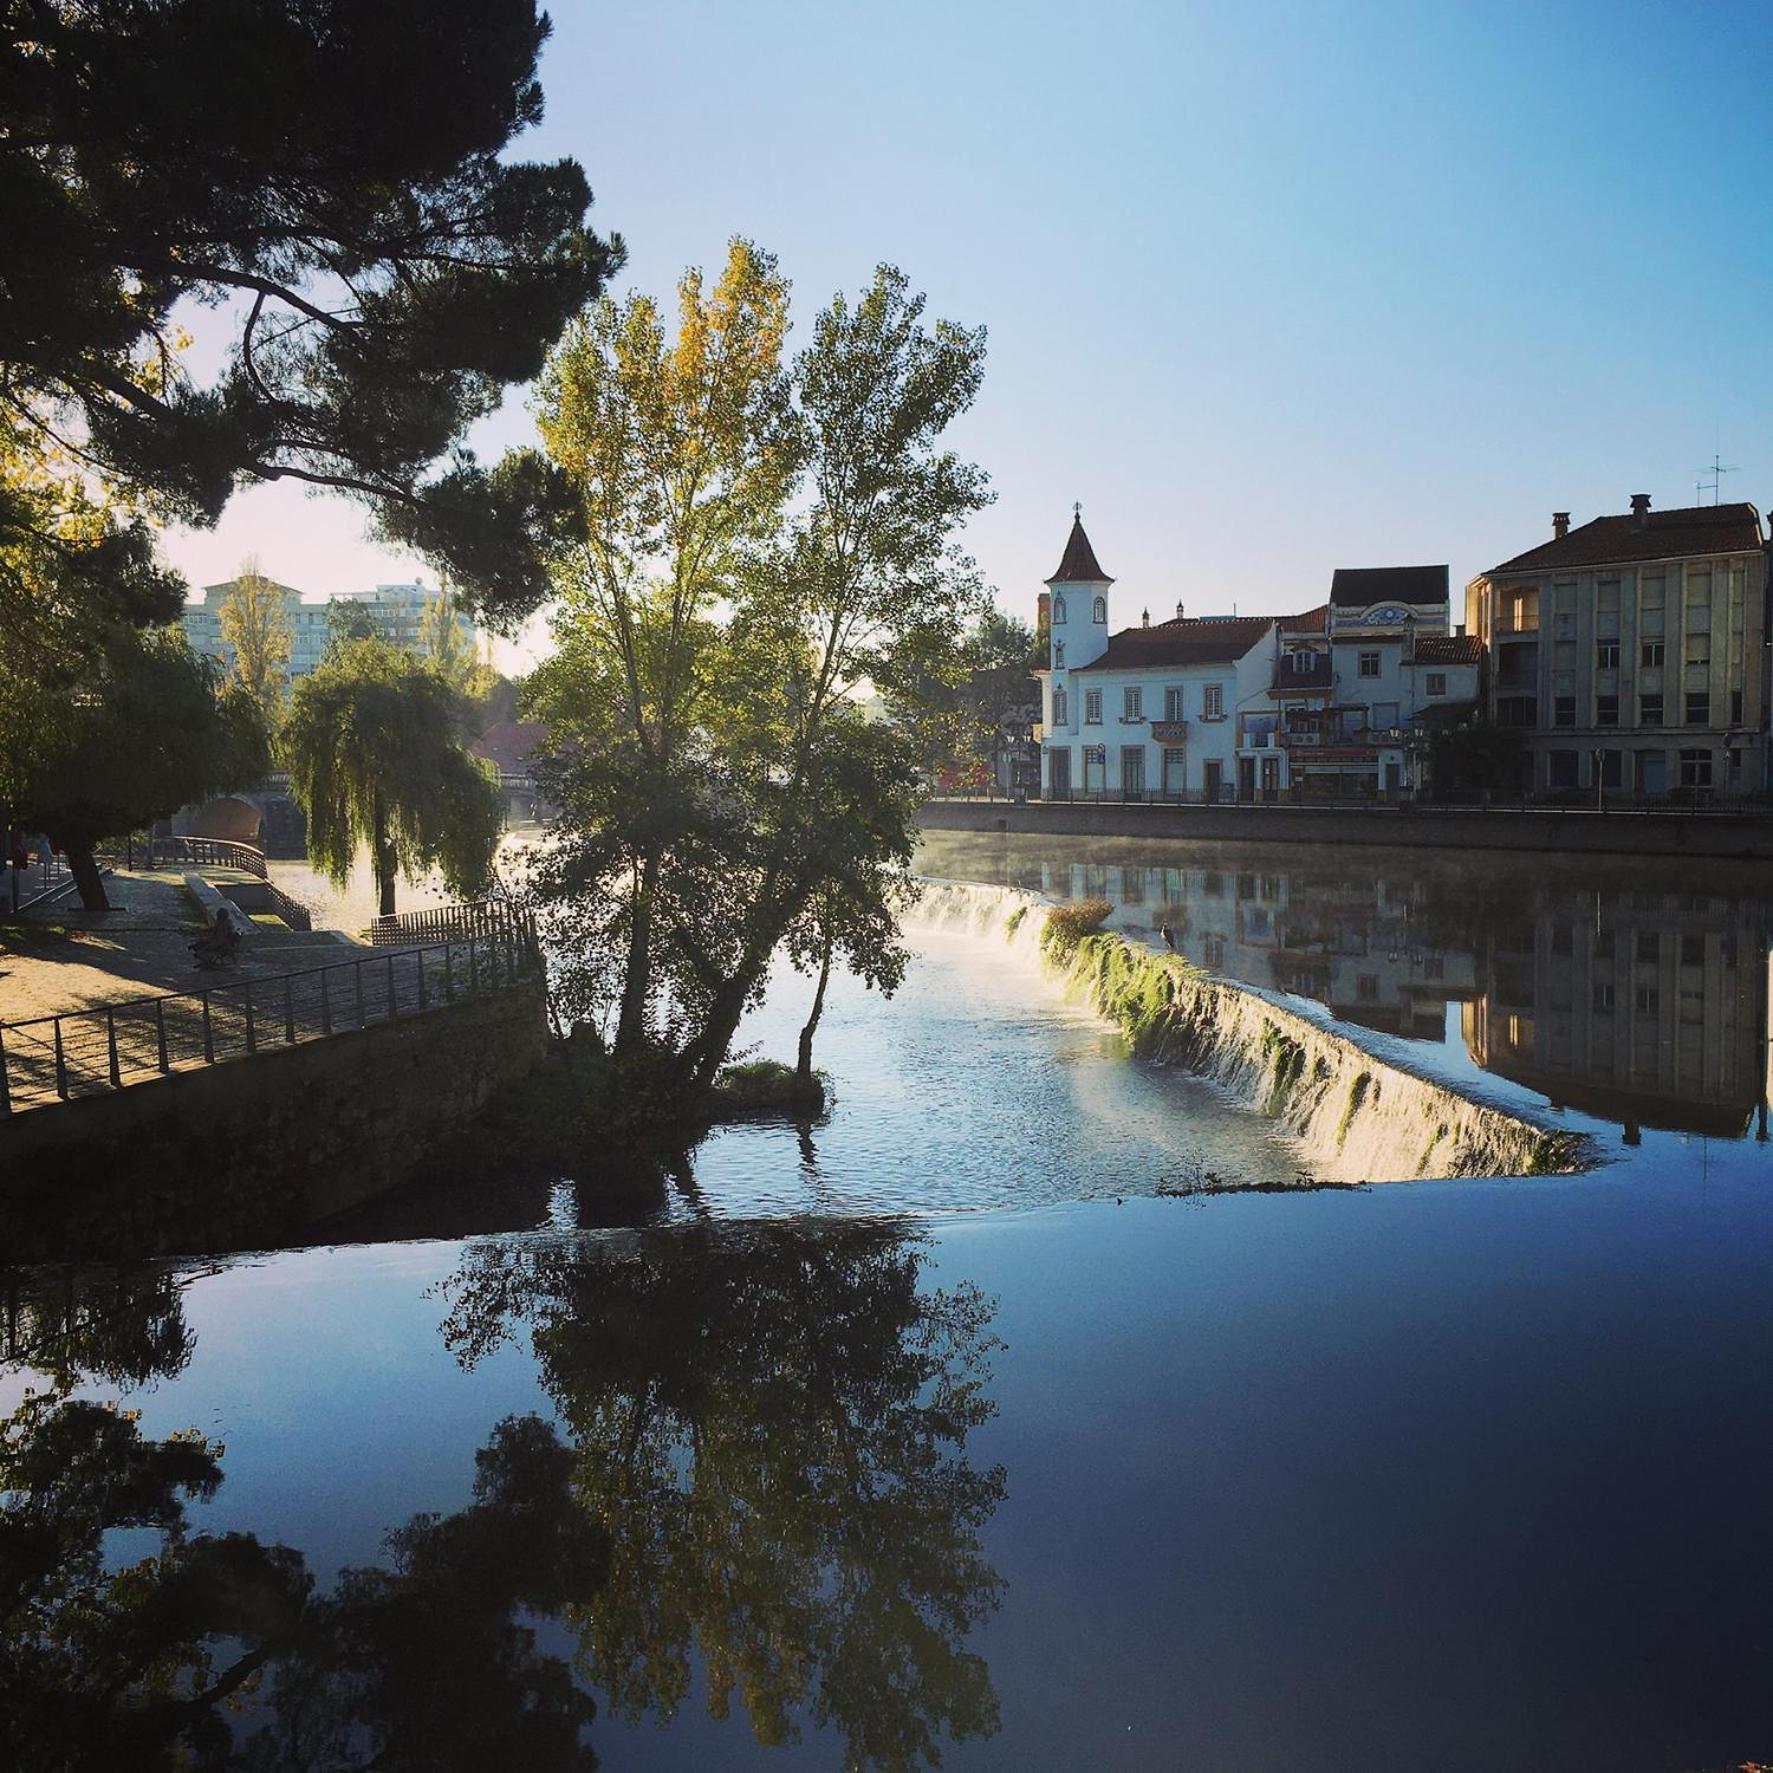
[918,797,1773,860]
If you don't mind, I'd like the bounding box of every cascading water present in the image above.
[909,877,1585,1183]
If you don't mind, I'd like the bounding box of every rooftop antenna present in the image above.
[1697,431,1738,506]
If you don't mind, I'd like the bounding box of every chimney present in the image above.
[1141,607,1150,627]
[1552,512,1569,540]
[1630,492,1651,530]
[1036,590,1051,630]
[1175,601,1186,621]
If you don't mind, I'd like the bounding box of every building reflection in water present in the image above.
[933,838,1771,1141]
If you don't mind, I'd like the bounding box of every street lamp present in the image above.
[1592,747,1605,813]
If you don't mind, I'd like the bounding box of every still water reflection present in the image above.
[921,830,1773,1141]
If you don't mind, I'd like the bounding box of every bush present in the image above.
[710,1059,827,1118]
[1039,897,1112,960]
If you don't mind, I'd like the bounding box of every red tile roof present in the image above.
[1413,634,1484,665]
[1489,502,1763,574]
[1330,565,1449,608]
[1279,603,1330,634]
[1073,615,1271,672]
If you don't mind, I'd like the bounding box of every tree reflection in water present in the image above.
[440,1218,1008,1770]
[0,1267,608,1771]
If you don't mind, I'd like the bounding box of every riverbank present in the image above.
[918,797,1773,859]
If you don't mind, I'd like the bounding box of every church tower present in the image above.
[1045,508,1113,672]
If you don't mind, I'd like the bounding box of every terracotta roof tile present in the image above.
[1413,634,1484,664]
[1073,615,1271,672]
[1489,502,1763,574]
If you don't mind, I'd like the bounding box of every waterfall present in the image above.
[907,878,1585,1184]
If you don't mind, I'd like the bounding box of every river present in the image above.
[4,834,1771,1769]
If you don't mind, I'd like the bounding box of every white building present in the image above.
[1035,518,1476,802]
[181,577,471,682]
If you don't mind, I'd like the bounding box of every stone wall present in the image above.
[1,981,548,1259]
[917,799,1773,860]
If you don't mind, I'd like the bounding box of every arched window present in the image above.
[1053,687,1068,726]
[1053,595,1067,623]
[1092,596,1107,623]
[1054,640,1065,667]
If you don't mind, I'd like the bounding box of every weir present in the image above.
[909,877,1585,1183]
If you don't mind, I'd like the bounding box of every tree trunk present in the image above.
[372,792,396,918]
[614,849,659,1060]
[64,839,109,912]
[797,939,833,1089]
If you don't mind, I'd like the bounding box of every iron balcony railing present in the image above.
[0,924,541,1116]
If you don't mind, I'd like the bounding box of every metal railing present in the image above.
[0,925,541,1116]
[365,896,532,949]
[140,835,313,930]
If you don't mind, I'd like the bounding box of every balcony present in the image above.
[1150,721,1188,742]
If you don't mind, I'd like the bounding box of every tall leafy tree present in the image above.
[527,252,989,1120]
[215,554,293,720]
[282,639,503,918]
[0,0,620,622]
[420,584,479,690]
[0,624,270,908]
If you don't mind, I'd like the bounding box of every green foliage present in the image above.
[1,0,619,621]
[1038,897,1113,960]
[1003,906,1027,938]
[711,1058,827,1116]
[526,246,989,1122]
[1427,719,1526,799]
[282,638,503,916]
[0,624,269,906]
[215,556,292,721]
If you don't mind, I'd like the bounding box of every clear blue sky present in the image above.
[165,0,1773,643]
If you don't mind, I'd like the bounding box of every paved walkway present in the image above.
[1,872,534,1113]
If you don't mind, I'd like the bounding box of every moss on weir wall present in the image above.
[1037,912,1583,1182]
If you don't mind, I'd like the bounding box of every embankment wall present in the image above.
[918,800,1773,859]
[1,982,548,1258]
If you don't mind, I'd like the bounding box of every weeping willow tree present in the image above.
[283,639,504,917]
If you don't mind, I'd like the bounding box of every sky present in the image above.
[161,0,1773,656]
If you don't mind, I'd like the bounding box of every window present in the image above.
[1554,696,1576,727]
[1641,574,1665,609]
[1092,595,1107,624]
[1052,688,1068,726]
[1686,640,1710,668]
[1596,695,1619,727]
[1680,934,1705,968]
[1553,612,1576,640]
[1641,640,1664,668]
[1731,689,1743,725]
[1680,748,1713,788]
[1203,684,1224,720]
[1426,672,1447,696]
[1596,641,1619,670]
[1635,985,1658,1015]
[1163,686,1185,722]
[1593,982,1616,1014]
[1640,692,1663,725]
[1548,750,1579,788]
[1123,687,1143,721]
[1053,641,1064,667]
[1599,749,1623,787]
[1052,595,1067,623]
[1358,651,1380,678]
[1597,576,1621,612]
[1685,691,1710,726]
[1636,930,1659,963]
[1291,649,1315,672]
[1084,688,1103,724]
[1356,974,1379,1003]
[1496,696,1537,727]
[1121,746,1145,795]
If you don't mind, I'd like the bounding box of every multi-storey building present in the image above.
[1466,497,1767,798]
[1037,515,1273,801]
[181,577,471,682]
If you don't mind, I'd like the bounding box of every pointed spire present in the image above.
[1046,508,1113,585]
